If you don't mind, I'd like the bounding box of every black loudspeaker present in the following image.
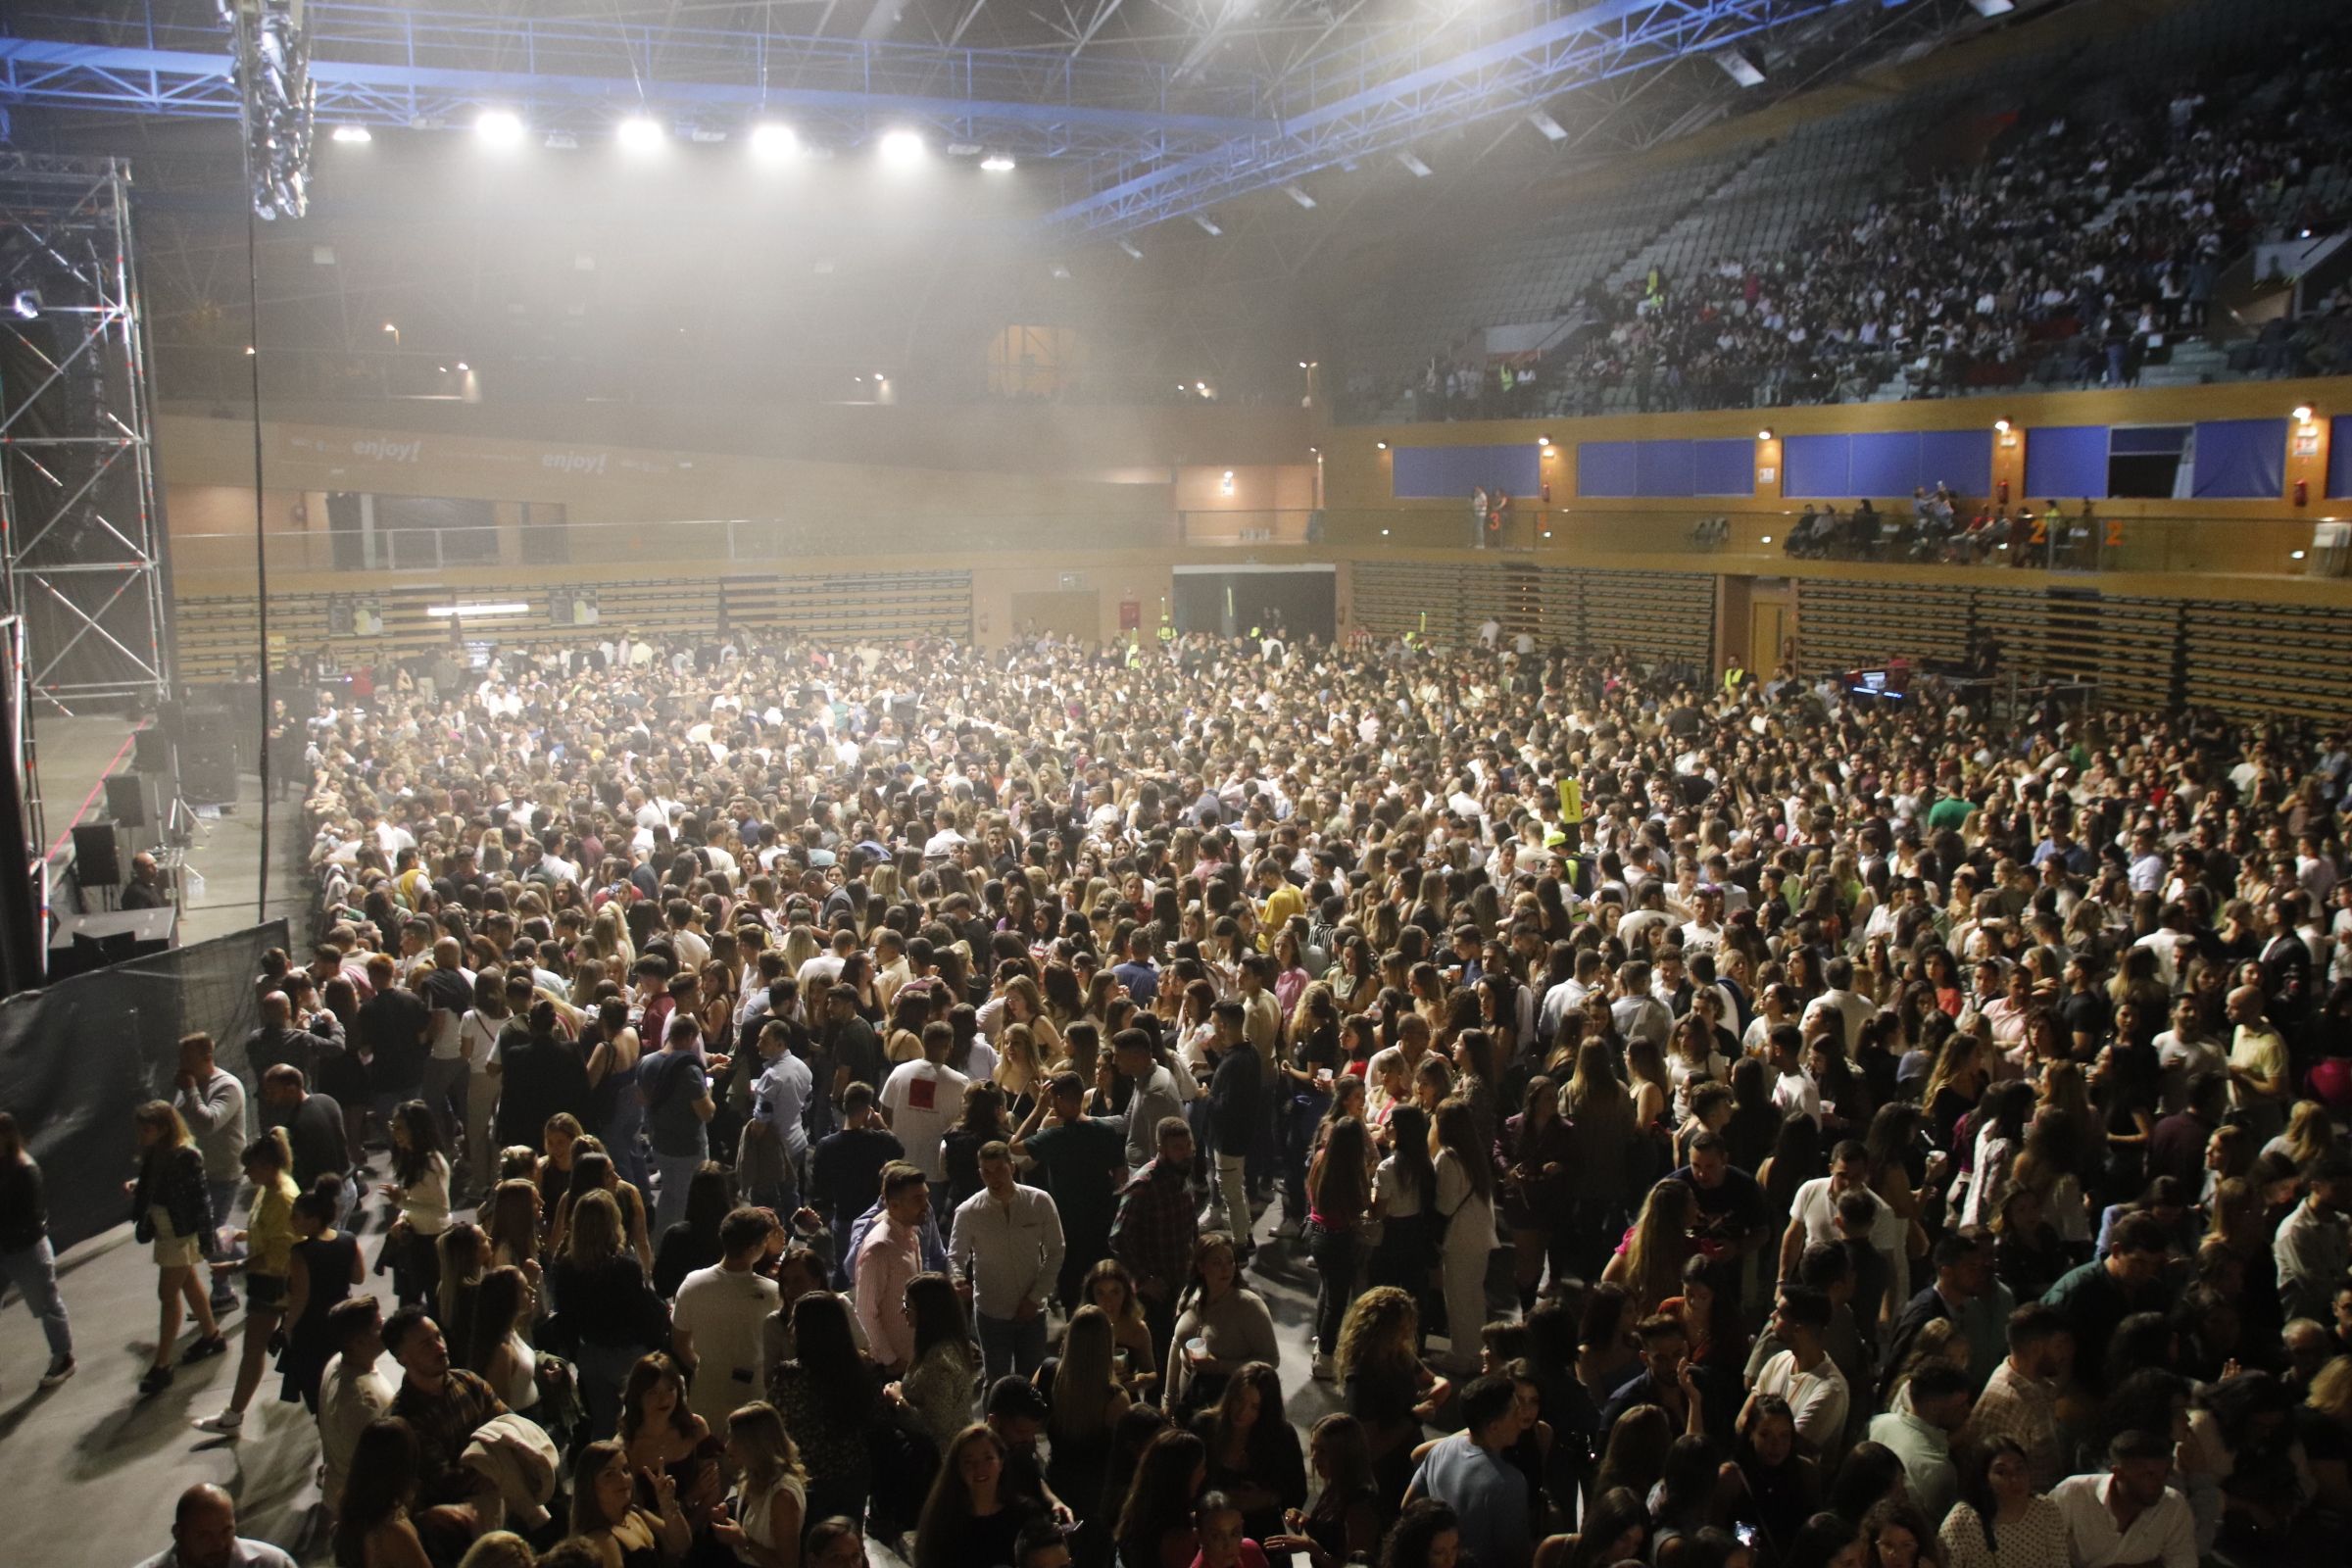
[182,731,238,805]
[156,699,187,743]
[71,822,121,887]
[103,772,146,828]
[47,906,176,979]
[132,725,172,772]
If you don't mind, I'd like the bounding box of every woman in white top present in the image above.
[466,1263,541,1412]
[714,1401,807,1568]
[1430,1096,1496,1376]
[383,1101,452,1309]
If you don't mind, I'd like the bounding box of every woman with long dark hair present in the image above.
[1729,1394,1822,1567]
[913,1424,1034,1568]
[768,1290,882,1528]
[1534,1484,1647,1568]
[1935,1439,2066,1568]
[279,1173,365,1410]
[1501,1076,1577,1311]
[568,1436,691,1567]
[1190,1361,1307,1543]
[1431,1096,1496,1375]
[901,1270,984,1454]
[383,1100,451,1309]
[1337,1286,1450,1508]
[1116,1428,1208,1568]
[1304,1116,1373,1378]
[1368,1102,1437,1298]
[334,1417,430,1568]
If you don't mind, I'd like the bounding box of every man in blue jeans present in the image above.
[641,1014,717,1238]
[948,1140,1064,1385]
[0,1112,74,1388]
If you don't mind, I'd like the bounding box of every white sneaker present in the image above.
[192,1409,245,1436]
[1311,1354,1336,1382]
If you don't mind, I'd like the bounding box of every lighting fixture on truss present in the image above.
[221,0,316,219]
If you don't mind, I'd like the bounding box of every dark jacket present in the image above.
[132,1142,214,1242]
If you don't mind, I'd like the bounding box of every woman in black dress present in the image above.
[280,1174,364,1410]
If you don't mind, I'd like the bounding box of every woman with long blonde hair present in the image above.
[130,1099,221,1395]
[1601,1177,1698,1315]
[995,1021,1048,1107]
[715,1401,807,1568]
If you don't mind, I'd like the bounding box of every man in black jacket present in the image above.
[1202,1000,1261,1256]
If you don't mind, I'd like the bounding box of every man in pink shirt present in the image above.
[853,1162,929,1373]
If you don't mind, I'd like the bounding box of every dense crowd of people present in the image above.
[1358,18,2352,423]
[9,622,2352,1568]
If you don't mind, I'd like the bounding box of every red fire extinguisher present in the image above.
[1996,477,2009,506]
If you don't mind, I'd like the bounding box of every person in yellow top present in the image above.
[1256,858,1305,952]
[193,1128,301,1435]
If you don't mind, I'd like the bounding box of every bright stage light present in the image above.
[981,154,1016,172]
[880,129,925,167]
[426,603,530,618]
[475,110,525,148]
[617,117,664,152]
[331,124,372,144]
[751,123,800,159]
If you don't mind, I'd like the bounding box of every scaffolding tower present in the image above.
[0,152,174,717]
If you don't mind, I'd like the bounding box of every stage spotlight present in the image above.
[331,124,372,144]
[544,130,580,150]
[475,109,525,147]
[880,129,925,166]
[1282,182,1316,209]
[1118,239,1144,261]
[981,154,1016,172]
[617,117,664,152]
[751,123,800,159]
[1194,215,1223,236]
[10,289,40,319]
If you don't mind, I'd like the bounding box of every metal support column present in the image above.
[0,152,174,715]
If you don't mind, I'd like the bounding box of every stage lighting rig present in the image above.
[221,0,316,219]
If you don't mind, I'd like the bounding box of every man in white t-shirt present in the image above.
[1779,1139,1893,1280]
[1766,1024,1821,1126]
[1749,1285,1849,1457]
[879,1020,969,1181]
[673,1209,784,1429]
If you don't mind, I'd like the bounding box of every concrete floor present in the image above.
[0,1179,1349,1565]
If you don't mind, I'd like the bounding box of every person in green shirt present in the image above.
[1926,792,1978,834]
[1013,1070,1128,1310]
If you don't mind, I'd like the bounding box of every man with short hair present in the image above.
[259,1064,353,1224]
[808,1083,903,1285]
[643,1014,717,1236]
[1748,1285,1849,1458]
[1964,1301,2071,1490]
[673,1206,784,1428]
[2041,1213,2172,1395]
[1114,1028,1187,1173]
[1201,1000,1261,1245]
[2276,1153,2352,1322]
[317,1297,392,1524]
[950,1141,1065,1384]
[383,1304,507,1512]
[853,1162,929,1374]
[1599,1314,1702,1436]
[879,1019,969,1182]
[134,1485,298,1568]
[1866,1360,1971,1521]
[2050,1430,2197,1568]
[1780,1139,1889,1281]
[1014,1070,1129,1310]
[2225,984,2290,1144]
[172,1031,248,1319]
[1112,1116,1199,1368]
[1403,1374,1535,1568]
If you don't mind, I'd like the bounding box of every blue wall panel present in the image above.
[1635,439,1696,498]
[1576,441,1639,498]
[1784,434,1851,498]
[1693,439,1754,497]
[2190,418,2285,500]
[1919,429,1993,496]
[1392,443,1543,499]
[1850,432,1922,499]
[2024,425,2108,502]
[2334,417,2352,499]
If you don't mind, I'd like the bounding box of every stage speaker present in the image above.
[103,772,147,828]
[47,906,176,979]
[133,725,172,772]
[71,822,121,887]
[156,698,187,742]
[182,731,238,805]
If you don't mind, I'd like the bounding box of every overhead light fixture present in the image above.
[1760,535,1773,545]
[1968,0,2015,16]
[1194,215,1223,236]
[946,142,984,157]
[1993,417,2012,433]
[1282,182,1316,209]
[1396,150,1433,177]
[1537,436,1552,447]
[456,362,469,370]
[2293,405,2316,422]
[2292,549,2309,561]
[1220,470,1236,496]
[1118,239,1144,261]
[9,289,39,319]
[689,126,729,143]
[244,345,256,356]
[425,602,530,618]
[616,116,665,152]
[1375,441,1389,451]
[1755,427,1773,441]
[543,130,579,151]
[1714,50,1766,87]
[751,122,799,159]
[1527,110,1568,143]
[331,124,372,145]
[1381,527,1391,536]
[475,109,526,147]
[980,154,1016,172]
[879,128,925,166]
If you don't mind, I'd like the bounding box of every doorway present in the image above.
[1170,566,1338,640]
[1750,580,1794,674]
